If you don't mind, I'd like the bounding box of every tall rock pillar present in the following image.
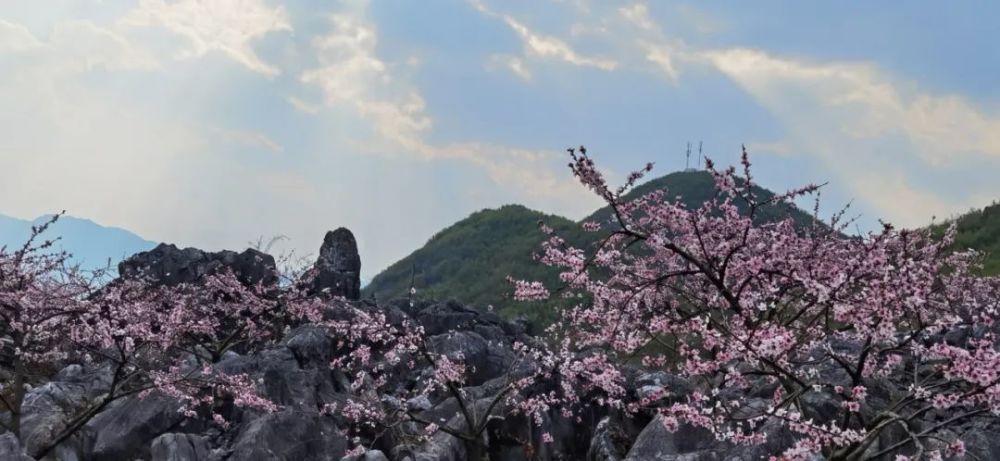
[308,228,361,300]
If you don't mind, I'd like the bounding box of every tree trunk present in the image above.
[465,436,487,461]
[9,349,26,436]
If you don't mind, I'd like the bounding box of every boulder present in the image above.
[0,433,34,461]
[84,393,188,461]
[428,331,515,386]
[229,409,346,460]
[151,433,210,461]
[412,301,479,335]
[624,415,718,461]
[285,325,334,369]
[19,365,112,458]
[118,243,278,287]
[587,417,625,461]
[305,228,362,300]
[631,372,692,405]
[397,413,467,461]
[216,347,329,410]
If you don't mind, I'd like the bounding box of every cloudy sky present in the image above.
[2,0,998,278]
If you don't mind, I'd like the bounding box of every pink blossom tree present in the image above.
[315,297,538,461]
[25,269,287,458]
[0,215,84,437]
[1,218,290,458]
[512,146,1000,460]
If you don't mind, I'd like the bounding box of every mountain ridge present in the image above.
[363,170,816,322]
[0,213,156,272]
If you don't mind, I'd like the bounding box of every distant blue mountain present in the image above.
[0,213,156,272]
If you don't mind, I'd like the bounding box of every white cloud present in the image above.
[121,0,291,76]
[702,48,1000,226]
[617,3,682,82]
[0,19,42,52]
[569,23,608,38]
[300,13,431,149]
[0,19,159,73]
[619,4,656,31]
[470,0,617,71]
[501,15,617,70]
[286,96,321,115]
[704,48,1000,164]
[218,128,284,153]
[642,43,679,81]
[50,21,160,72]
[486,54,532,81]
[298,10,600,216]
[0,14,293,259]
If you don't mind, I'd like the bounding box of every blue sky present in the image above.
[1,0,999,278]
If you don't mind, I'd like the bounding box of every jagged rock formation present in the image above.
[304,228,362,300]
[10,298,557,460]
[6,231,1000,461]
[118,243,278,287]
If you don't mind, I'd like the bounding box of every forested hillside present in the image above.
[365,170,815,323]
[936,201,1000,275]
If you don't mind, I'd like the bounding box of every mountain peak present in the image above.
[365,170,813,324]
[0,212,156,271]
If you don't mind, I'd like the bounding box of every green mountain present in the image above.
[364,204,591,324]
[583,169,815,226]
[365,170,816,324]
[934,201,1000,275]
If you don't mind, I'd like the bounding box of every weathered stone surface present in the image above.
[428,331,515,386]
[216,347,327,410]
[410,301,479,335]
[285,325,334,369]
[19,365,112,458]
[624,415,718,461]
[0,433,34,461]
[230,410,346,461]
[84,393,187,461]
[118,243,278,287]
[341,449,389,461]
[398,412,468,461]
[151,433,210,461]
[631,371,692,405]
[587,417,624,461]
[306,228,362,300]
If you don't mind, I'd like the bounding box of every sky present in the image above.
[2,0,999,279]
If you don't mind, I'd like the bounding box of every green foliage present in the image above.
[584,170,814,226]
[363,204,590,323]
[364,171,815,326]
[933,201,1000,275]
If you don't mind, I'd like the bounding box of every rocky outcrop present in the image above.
[19,365,112,458]
[229,410,346,461]
[587,417,626,461]
[0,433,33,461]
[305,228,362,300]
[150,433,210,461]
[84,393,189,461]
[13,232,1000,461]
[624,416,718,461]
[118,243,278,287]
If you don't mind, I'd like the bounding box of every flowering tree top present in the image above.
[512,146,1000,460]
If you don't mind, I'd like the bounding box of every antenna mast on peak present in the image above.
[697,141,703,169]
[685,141,692,171]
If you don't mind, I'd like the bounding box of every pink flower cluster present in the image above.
[512,147,1000,459]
